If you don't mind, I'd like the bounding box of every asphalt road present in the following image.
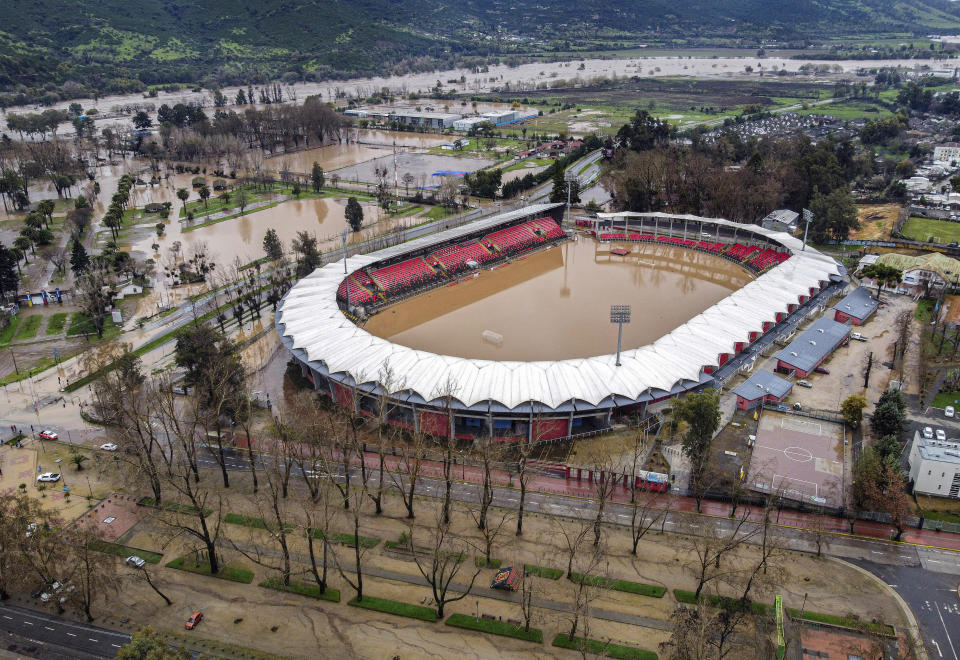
[0,604,130,660]
[850,560,960,660]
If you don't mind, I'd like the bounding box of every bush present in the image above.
[166,556,254,584]
[259,577,339,602]
[310,529,380,548]
[347,595,437,622]
[446,613,543,643]
[569,572,665,598]
[524,564,563,580]
[475,557,502,569]
[552,634,657,660]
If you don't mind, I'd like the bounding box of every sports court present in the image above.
[747,410,844,508]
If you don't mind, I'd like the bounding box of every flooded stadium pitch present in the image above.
[362,235,754,361]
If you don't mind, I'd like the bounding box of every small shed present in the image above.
[732,370,793,411]
[833,287,879,326]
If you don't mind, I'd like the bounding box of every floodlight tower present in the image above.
[610,304,631,367]
[564,170,579,227]
[341,229,350,309]
[801,208,813,252]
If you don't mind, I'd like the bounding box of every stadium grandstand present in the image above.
[278,206,844,444]
[335,212,569,310]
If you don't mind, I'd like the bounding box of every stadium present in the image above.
[276,203,844,444]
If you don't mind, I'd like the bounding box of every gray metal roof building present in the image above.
[731,369,793,402]
[774,317,850,375]
[832,286,879,324]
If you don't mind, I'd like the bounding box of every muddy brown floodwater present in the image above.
[363,236,754,361]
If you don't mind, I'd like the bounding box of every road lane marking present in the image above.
[935,601,958,660]
[66,632,76,637]
[89,638,98,642]
[44,626,54,631]
[22,621,32,625]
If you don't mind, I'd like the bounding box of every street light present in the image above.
[610,304,631,367]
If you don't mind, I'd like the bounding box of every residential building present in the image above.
[872,252,960,296]
[731,370,793,410]
[833,287,879,326]
[909,432,960,498]
[933,142,960,163]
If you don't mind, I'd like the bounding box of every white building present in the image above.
[909,431,960,499]
[760,209,800,233]
[452,116,490,132]
[933,142,960,164]
[388,111,461,129]
[481,110,518,125]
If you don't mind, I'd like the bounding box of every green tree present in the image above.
[672,389,721,512]
[291,231,322,278]
[808,188,859,243]
[870,389,906,439]
[840,394,867,428]
[263,229,284,261]
[860,263,902,300]
[198,185,210,209]
[13,236,31,263]
[176,188,189,215]
[132,111,153,130]
[345,197,364,232]
[874,434,900,461]
[0,243,19,302]
[115,626,190,660]
[311,162,325,193]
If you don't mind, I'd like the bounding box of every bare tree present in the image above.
[389,430,426,519]
[558,517,592,580]
[60,522,122,621]
[332,472,371,602]
[407,512,482,618]
[519,571,539,634]
[685,512,757,600]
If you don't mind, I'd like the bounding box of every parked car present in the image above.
[946,405,955,418]
[185,611,204,630]
[38,430,58,440]
[923,426,934,439]
[125,556,146,569]
[25,523,37,538]
[936,429,947,441]
[850,332,867,341]
[36,472,60,483]
[814,366,830,375]
[99,443,118,451]
[792,403,803,411]
[797,380,812,388]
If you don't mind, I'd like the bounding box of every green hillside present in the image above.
[2,0,960,101]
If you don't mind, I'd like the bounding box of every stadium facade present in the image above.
[276,204,844,443]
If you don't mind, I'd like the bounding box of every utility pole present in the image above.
[565,170,578,227]
[863,351,873,389]
[610,305,631,367]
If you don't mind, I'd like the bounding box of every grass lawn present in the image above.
[46,313,68,335]
[673,589,770,615]
[0,316,21,345]
[569,572,666,598]
[139,497,212,517]
[259,577,340,602]
[348,595,437,622]
[915,298,936,323]
[424,205,455,221]
[901,217,960,244]
[166,556,254,583]
[66,312,118,338]
[13,315,42,340]
[931,391,960,409]
[475,557,502,569]
[524,564,563,580]
[446,613,543,643]
[552,634,657,660]
[88,540,163,564]
[921,509,960,524]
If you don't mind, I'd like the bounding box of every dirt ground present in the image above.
[66,460,906,660]
[850,204,902,241]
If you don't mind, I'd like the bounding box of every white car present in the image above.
[99,443,118,451]
[125,556,146,569]
[36,472,61,483]
[936,429,947,441]
[946,406,955,418]
[922,427,934,439]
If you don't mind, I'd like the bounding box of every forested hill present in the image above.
[3,0,960,98]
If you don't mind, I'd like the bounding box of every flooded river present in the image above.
[363,237,753,361]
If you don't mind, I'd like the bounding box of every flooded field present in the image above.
[331,152,495,185]
[363,237,753,361]
[129,195,397,265]
[265,130,451,175]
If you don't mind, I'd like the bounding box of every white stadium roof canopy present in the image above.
[277,207,843,410]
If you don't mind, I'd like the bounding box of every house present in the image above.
[452,116,489,132]
[731,370,793,410]
[112,279,143,300]
[760,209,800,233]
[909,431,960,499]
[774,317,850,377]
[833,287,879,326]
[872,252,960,297]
